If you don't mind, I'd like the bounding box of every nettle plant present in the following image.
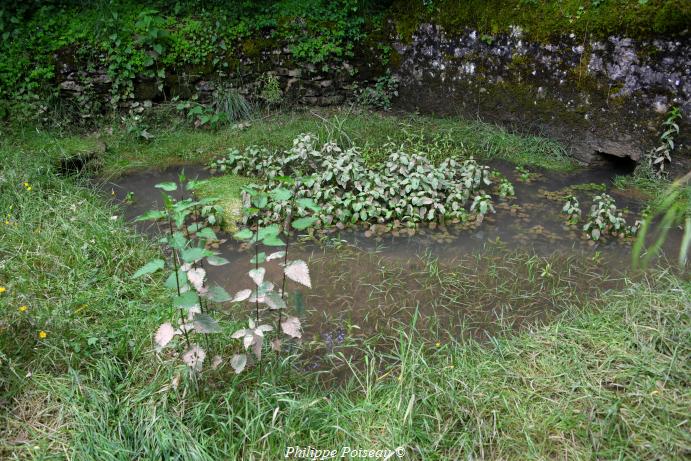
[498,178,515,198]
[582,193,637,241]
[647,106,681,177]
[562,195,581,225]
[209,133,497,230]
[229,182,320,373]
[133,172,318,375]
[133,172,233,372]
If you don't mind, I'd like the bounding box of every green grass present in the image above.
[1,121,688,460]
[194,175,256,232]
[4,108,576,178]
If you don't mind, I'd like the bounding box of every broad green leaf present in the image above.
[281,316,302,338]
[233,228,254,241]
[262,235,286,246]
[265,291,286,310]
[132,259,165,278]
[155,182,177,192]
[206,255,230,266]
[173,291,200,309]
[207,285,232,302]
[181,247,214,264]
[196,228,217,241]
[168,231,187,250]
[165,270,188,291]
[266,251,286,261]
[135,210,166,222]
[291,216,318,230]
[250,252,266,264]
[231,354,247,374]
[270,187,292,202]
[154,323,175,352]
[249,268,265,286]
[296,198,321,211]
[193,313,221,333]
[186,179,207,191]
[284,260,311,288]
[252,193,268,209]
[257,224,280,240]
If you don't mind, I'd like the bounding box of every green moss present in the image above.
[194,175,257,232]
[390,0,690,42]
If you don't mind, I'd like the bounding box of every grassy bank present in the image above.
[1,124,689,459]
[8,108,575,177]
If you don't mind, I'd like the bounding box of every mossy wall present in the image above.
[391,21,689,164]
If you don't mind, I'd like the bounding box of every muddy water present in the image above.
[99,163,680,370]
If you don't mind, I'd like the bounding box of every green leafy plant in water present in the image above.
[209,133,496,230]
[133,172,234,374]
[582,193,635,241]
[229,182,320,373]
[498,178,515,198]
[515,165,533,183]
[561,195,581,225]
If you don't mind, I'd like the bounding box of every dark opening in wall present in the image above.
[593,152,638,176]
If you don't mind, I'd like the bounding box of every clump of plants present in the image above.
[356,72,399,110]
[582,193,637,241]
[561,195,581,225]
[134,172,316,376]
[210,133,498,229]
[646,106,681,177]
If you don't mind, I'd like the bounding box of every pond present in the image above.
[101,162,680,374]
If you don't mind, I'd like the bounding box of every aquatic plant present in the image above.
[229,182,320,372]
[582,193,633,241]
[561,195,581,225]
[498,178,515,198]
[210,133,496,229]
[135,171,319,375]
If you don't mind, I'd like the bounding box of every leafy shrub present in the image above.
[582,193,636,240]
[645,106,682,177]
[210,133,497,228]
[134,173,319,375]
[561,195,581,225]
[259,73,283,106]
[356,72,399,110]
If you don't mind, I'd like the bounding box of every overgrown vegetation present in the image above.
[1,0,688,123]
[211,133,501,228]
[1,111,689,459]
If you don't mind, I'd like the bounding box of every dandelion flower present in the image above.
[0,287,6,294]
[18,305,28,313]
[38,330,47,339]
[435,341,441,348]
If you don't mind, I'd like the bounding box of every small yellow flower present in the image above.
[0,287,6,294]
[23,182,28,187]
[18,305,28,313]
[27,186,32,191]
[435,341,441,348]
[38,330,47,339]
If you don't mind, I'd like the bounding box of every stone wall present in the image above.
[392,24,690,164]
[54,24,689,166]
[55,37,383,111]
